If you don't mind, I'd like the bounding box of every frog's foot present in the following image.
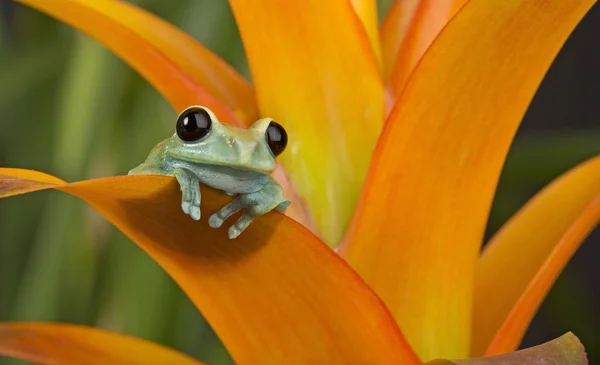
[174,168,201,220]
[208,198,244,229]
[275,200,291,213]
[209,180,287,239]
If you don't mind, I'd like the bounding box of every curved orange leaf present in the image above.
[16,0,241,125]
[473,156,600,356]
[427,333,587,365]
[0,322,205,365]
[388,0,466,98]
[349,0,383,67]
[341,0,596,361]
[380,0,420,82]
[229,0,385,245]
[0,170,65,198]
[0,169,420,365]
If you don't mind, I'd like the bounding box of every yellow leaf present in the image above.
[341,0,596,361]
[229,0,385,245]
[349,0,383,67]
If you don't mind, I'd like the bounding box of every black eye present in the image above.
[176,107,212,142]
[265,121,287,157]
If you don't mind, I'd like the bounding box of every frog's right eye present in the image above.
[176,107,212,142]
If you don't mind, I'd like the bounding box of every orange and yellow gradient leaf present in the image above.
[380,0,421,82]
[0,169,420,365]
[341,0,596,361]
[427,333,587,365]
[229,0,385,245]
[0,323,206,365]
[349,0,383,67]
[16,0,312,231]
[387,0,466,98]
[16,0,244,126]
[473,156,600,356]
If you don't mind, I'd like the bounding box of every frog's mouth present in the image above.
[167,149,276,176]
[166,131,278,175]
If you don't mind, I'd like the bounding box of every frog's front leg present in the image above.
[208,178,290,239]
[173,168,201,221]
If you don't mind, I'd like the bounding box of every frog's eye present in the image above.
[176,107,212,142]
[265,121,287,157]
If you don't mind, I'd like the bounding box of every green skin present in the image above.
[128,106,290,239]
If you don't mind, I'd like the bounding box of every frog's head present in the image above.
[165,106,288,174]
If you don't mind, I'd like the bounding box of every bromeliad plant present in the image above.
[0,0,598,364]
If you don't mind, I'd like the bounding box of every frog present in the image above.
[128,105,290,239]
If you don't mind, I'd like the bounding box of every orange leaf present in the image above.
[16,0,244,125]
[349,0,383,67]
[0,169,420,365]
[388,0,466,98]
[0,322,205,365]
[380,0,420,82]
[341,0,596,361]
[427,333,587,365]
[473,156,600,356]
[0,170,65,198]
[229,0,385,245]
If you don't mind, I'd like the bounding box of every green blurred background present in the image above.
[0,1,598,364]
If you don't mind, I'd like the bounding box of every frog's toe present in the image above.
[190,205,201,221]
[275,200,291,213]
[181,199,191,215]
[228,226,242,239]
[208,213,224,228]
[209,198,245,229]
[228,212,255,239]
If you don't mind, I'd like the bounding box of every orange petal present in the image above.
[0,169,65,198]
[349,0,383,67]
[0,322,205,365]
[0,169,420,365]
[16,0,244,125]
[473,156,600,356]
[340,0,596,361]
[380,0,421,81]
[427,333,587,365]
[229,0,385,245]
[388,0,466,98]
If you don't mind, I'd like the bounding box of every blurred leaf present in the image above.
[489,130,600,234]
[175,0,249,79]
[501,131,600,188]
[0,45,62,118]
[377,0,398,22]
[10,32,127,328]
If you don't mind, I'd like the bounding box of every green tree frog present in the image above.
[129,105,290,239]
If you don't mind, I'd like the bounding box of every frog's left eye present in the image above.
[176,107,212,142]
[265,121,288,157]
